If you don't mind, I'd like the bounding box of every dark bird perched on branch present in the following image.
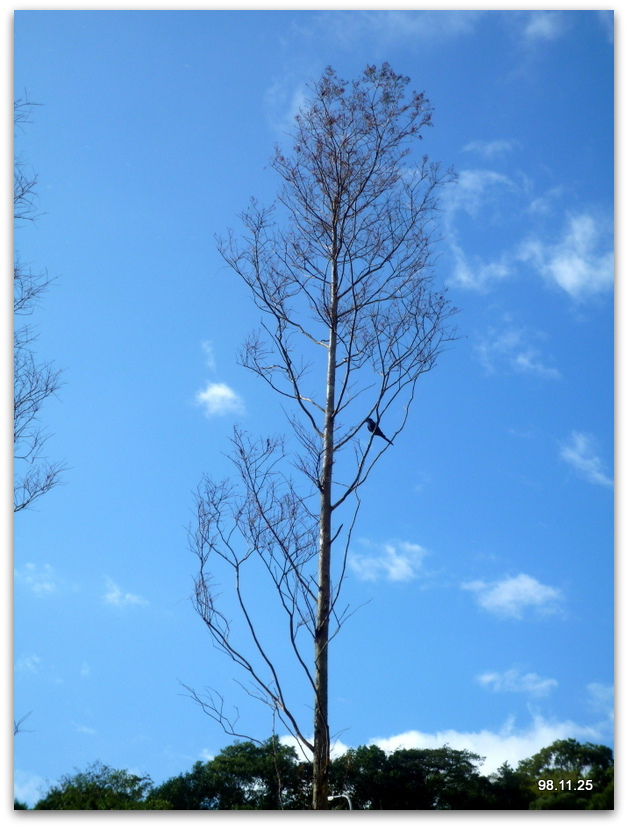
[365,417,393,445]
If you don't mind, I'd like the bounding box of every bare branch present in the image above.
[14,98,66,512]
[14,711,33,735]
[190,63,457,809]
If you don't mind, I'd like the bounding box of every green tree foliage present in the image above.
[148,737,310,810]
[146,760,213,810]
[484,762,531,809]
[585,767,614,810]
[27,737,613,810]
[517,738,613,810]
[33,761,171,810]
[329,744,496,809]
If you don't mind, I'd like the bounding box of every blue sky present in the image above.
[12,8,614,808]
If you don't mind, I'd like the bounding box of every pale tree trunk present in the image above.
[313,255,338,810]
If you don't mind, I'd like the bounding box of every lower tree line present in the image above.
[16,736,613,810]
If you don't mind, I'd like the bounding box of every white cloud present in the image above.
[560,431,613,488]
[445,168,517,219]
[586,683,614,722]
[524,11,565,42]
[14,769,47,809]
[369,713,602,776]
[475,323,561,380]
[269,13,483,131]
[446,175,612,302]
[444,171,521,291]
[264,76,308,136]
[462,139,518,159]
[16,655,65,686]
[201,340,216,371]
[313,10,483,49]
[16,654,42,675]
[14,562,60,595]
[461,573,564,619]
[527,186,563,216]
[518,213,614,300]
[349,540,428,583]
[103,577,148,608]
[597,11,614,44]
[449,242,513,292]
[477,668,558,697]
[363,10,481,44]
[280,734,349,764]
[74,723,97,735]
[512,349,562,380]
[196,382,245,417]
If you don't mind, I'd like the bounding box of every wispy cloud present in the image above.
[443,170,521,291]
[349,540,428,583]
[313,10,483,49]
[512,349,562,379]
[366,10,482,44]
[16,654,42,675]
[518,213,614,300]
[268,11,484,132]
[280,734,349,764]
[201,340,216,372]
[475,323,561,380]
[279,734,349,762]
[560,431,613,488]
[527,186,563,216]
[446,167,612,302]
[370,712,602,776]
[477,668,558,697]
[14,770,47,809]
[14,563,63,595]
[523,11,566,42]
[461,573,564,619]
[449,243,513,292]
[264,75,308,136]
[586,683,614,722]
[444,168,517,219]
[463,139,519,159]
[103,577,148,608]
[597,11,614,44]
[196,382,245,417]
[74,723,97,735]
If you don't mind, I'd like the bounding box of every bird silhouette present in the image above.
[365,417,393,445]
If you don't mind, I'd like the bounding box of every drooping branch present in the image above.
[189,429,323,751]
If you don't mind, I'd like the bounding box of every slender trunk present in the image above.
[312,255,338,810]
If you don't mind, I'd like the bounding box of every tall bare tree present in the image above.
[14,99,65,512]
[190,64,457,809]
